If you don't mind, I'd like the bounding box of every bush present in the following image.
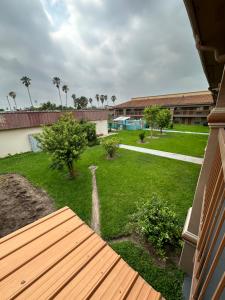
[169,122,174,129]
[81,122,99,146]
[37,113,87,178]
[129,194,182,259]
[139,131,146,143]
[102,137,119,158]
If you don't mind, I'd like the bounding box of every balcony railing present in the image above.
[190,127,225,299]
[173,110,210,117]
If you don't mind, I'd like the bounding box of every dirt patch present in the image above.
[0,174,55,238]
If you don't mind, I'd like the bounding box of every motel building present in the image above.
[113,90,214,125]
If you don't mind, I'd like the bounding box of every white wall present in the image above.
[0,120,108,158]
[0,127,43,158]
[93,120,108,136]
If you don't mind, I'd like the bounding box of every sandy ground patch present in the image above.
[0,174,55,237]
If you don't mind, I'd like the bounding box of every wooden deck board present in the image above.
[0,207,162,299]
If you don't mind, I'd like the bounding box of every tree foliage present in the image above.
[139,131,146,143]
[156,109,171,133]
[81,121,99,146]
[37,113,87,178]
[129,194,182,259]
[102,137,119,158]
[73,96,88,109]
[144,105,160,137]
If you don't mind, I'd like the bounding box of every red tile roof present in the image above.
[0,110,108,131]
[0,207,163,299]
[114,91,213,109]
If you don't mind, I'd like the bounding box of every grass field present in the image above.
[115,130,208,157]
[0,146,200,239]
[170,124,209,133]
[0,143,200,299]
[111,241,184,300]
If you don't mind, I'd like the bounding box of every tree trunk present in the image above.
[160,128,162,134]
[6,96,12,111]
[27,87,33,108]
[58,87,62,109]
[13,98,17,110]
[66,93,67,108]
[67,161,75,178]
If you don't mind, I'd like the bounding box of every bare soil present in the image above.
[0,174,55,238]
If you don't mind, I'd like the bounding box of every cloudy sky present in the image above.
[0,0,208,109]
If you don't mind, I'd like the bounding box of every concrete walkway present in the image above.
[149,129,209,135]
[119,144,203,165]
[89,165,100,235]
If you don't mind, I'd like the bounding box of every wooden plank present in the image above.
[0,206,69,245]
[212,272,225,300]
[195,234,225,299]
[0,216,83,280]
[0,225,94,298]
[0,208,75,259]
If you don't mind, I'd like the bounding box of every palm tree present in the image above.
[20,76,33,107]
[6,96,12,111]
[62,85,69,107]
[9,91,17,110]
[100,94,105,108]
[52,77,62,108]
[89,97,93,108]
[72,94,77,108]
[104,94,108,106]
[95,94,100,108]
[111,95,116,105]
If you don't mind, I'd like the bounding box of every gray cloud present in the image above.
[0,0,207,109]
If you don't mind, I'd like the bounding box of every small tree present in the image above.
[156,109,171,133]
[139,131,146,143]
[144,105,160,138]
[37,113,87,178]
[102,137,119,158]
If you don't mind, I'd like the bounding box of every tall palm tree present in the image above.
[89,97,93,108]
[9,91,17,110]
[20,76,33,107]
[62,85,69,107]
[95,94,100,108]
[111,95,116,105]
[52,77,62,108]
[104,94,108,106]
[71,94,77,108]
[6,96,12,111]
[100,94,105,108]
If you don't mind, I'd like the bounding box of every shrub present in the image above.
[102,137,119,158]
[139,131,146,143]
[129,194,182,259]
[37,113,87,178]
[81,122,99,146]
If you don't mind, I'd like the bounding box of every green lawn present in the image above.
[0,146,200,239]
[0,146,200,298]
[115,130,208,157]
[169,124,209,133]
[111,241,184,300]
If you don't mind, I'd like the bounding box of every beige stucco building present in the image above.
[0,111,108,158]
